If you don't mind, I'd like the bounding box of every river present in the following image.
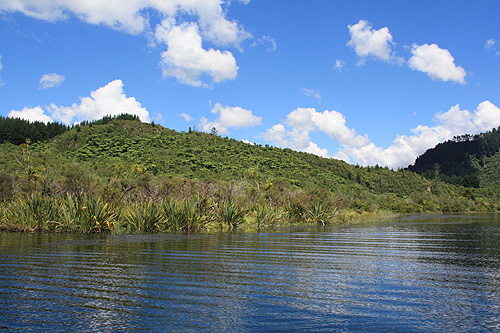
[1,213,499,332]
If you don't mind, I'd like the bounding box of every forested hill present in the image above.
[408,127,500,188]
[1,115,499,213]
[0,116,70,145]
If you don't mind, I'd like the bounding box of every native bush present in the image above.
[123,201,165,233]
[307,203,338,226]
[5,193,58,231]
[251,204,285,230]
[216,200,245,230]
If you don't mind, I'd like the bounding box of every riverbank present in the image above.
[0,190,476,234]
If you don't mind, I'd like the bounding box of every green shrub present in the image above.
[216,200,245,230]
[252,204,284,230]
[123,201,165,233]
[6,193,58,231]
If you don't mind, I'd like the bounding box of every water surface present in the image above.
[1,213,500,332]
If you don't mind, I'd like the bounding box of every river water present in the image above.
[1,213,500,332]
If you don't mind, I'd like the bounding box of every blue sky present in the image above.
[2,0,500,168]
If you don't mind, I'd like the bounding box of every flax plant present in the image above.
[306,203,338,226]
[252,204,285,230]
[50,193,80,232]
[123,201,165,233]
[77,194,116,233]
[162,196,211,233]
[216,200,245,230]
[6,193,58,231]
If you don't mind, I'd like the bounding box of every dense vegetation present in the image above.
[408,127,500,188]
[0,116,70,145]
[1,115,499,234]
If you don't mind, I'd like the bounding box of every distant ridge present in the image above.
[408,127,500,188]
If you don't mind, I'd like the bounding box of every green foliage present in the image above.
[4,193,58,231]
[123,201,165,233]
[307,203,337,226]
[409,126,500,188]
[1,115,499,235]
[216,200,245,230]
[0,116,69,145]
[52,194,80,232]
[251,204,285,230]
[283,201,306,223]
[160,196,213,233]
[77,194,116,233]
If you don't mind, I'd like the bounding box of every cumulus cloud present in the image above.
[336,101,500,168]
[263,107,368,159]
[262,123,329,157]
[347,20,402,64]
[179,113,193,122]
[156,20,238,87]
[1,0,250,86]
[200,103,261,135]
[263,102,500,169]
[8,79,150,124]
[39,72,65,89]
[0,0,249,42]
[285,107,369,147]
[408,43,466,84]
[7,106,54,123]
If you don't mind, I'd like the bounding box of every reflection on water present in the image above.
[1,213,500,332]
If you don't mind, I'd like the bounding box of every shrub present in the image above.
[216,200,245,230]
[123,201,165,233]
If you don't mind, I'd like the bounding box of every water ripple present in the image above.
[1,215,500,331]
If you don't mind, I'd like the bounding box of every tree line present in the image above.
[408,126,500,187]
[0,114,142,146]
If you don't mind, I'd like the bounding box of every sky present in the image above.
[1,0,500,169]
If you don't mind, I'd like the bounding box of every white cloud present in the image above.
[1,0,250,86]
[484,39,500,57]
[336,101,500,168]
[408,43,466,84]
[264,107,368,159]
[472,101,500,131]
[263,101,500,169]
[485,39,497,49]
[262,124,329,158]
[200,103,261,134]
[285,107,369,147]
[0,0,249,43]
[7,106,54,123]
[347,20,401,64]
[250,35,277,52]
[301,88,321,101]
[39,72,65,89]
[179,113,193,122]
[8,79,150,124]
[333,59,345,71]
[156,20,238,87]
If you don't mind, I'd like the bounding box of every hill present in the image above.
[1,115,499,233]
[408,127,500,188]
